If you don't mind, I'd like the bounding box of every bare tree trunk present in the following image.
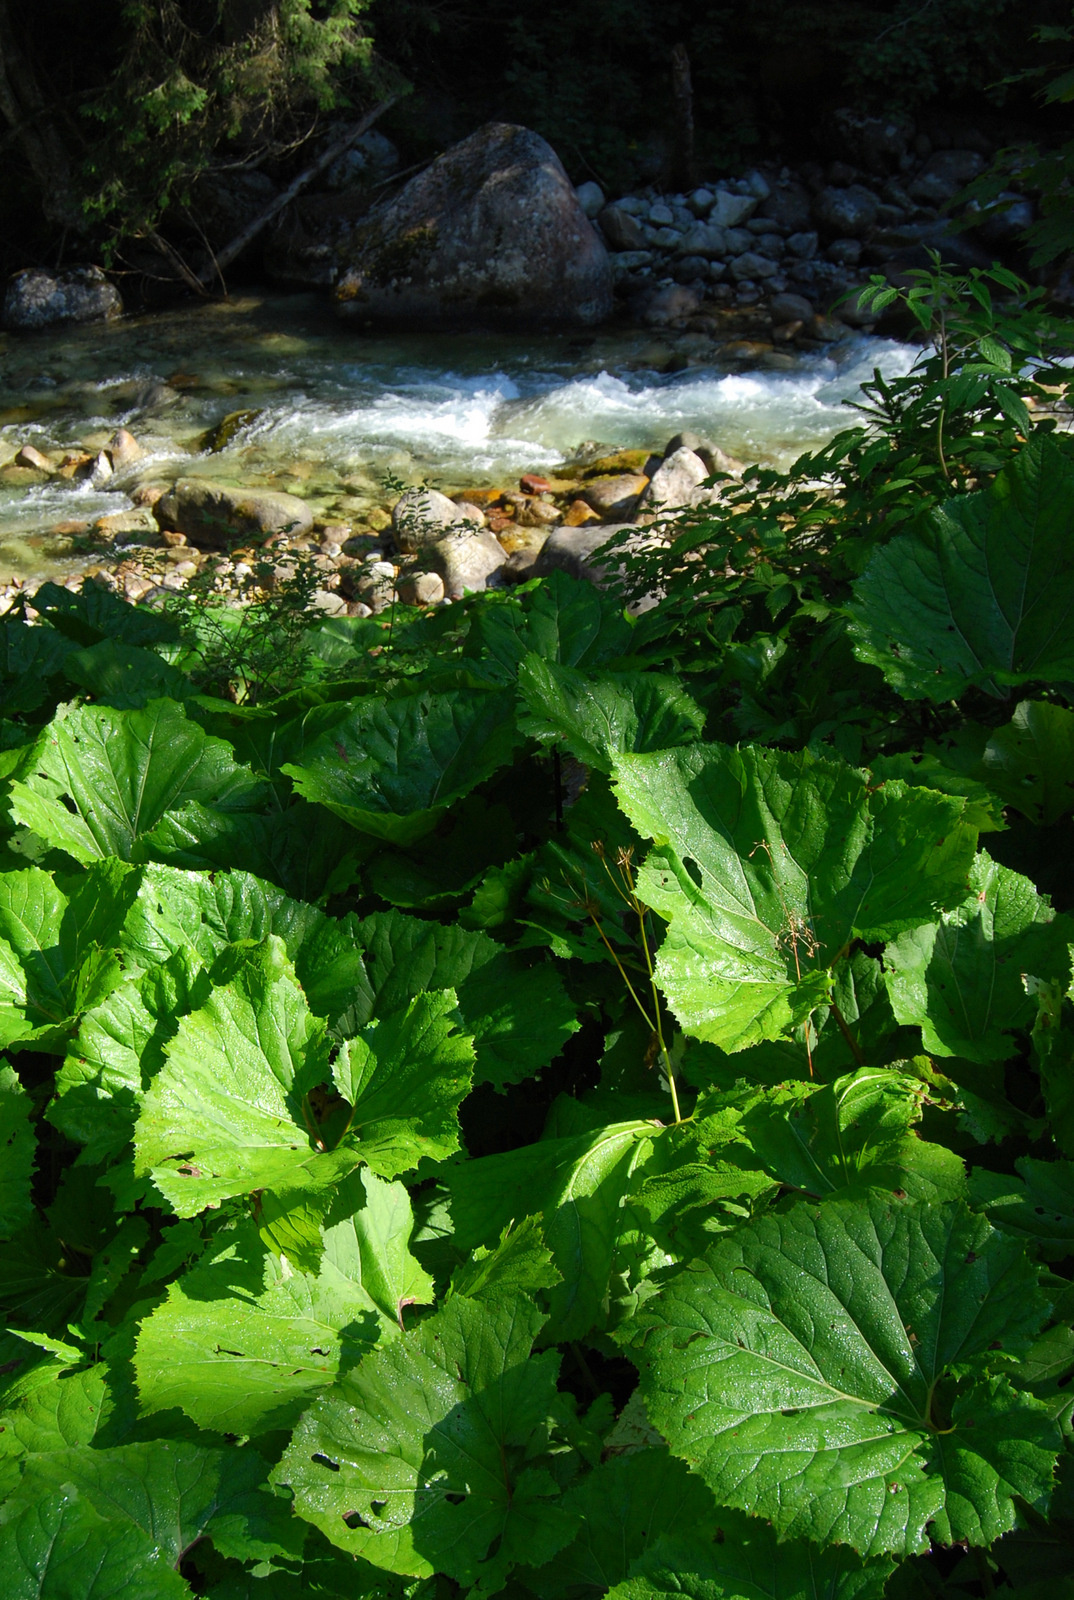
[670,42,695,192]
[196,92,399,289]
[0,0,81,228]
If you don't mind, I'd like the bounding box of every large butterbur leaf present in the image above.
[885,853,1072,1062]
[521,1449,721,1600]
[135,1172,432,1437]
[447,1120,658,1342]
[283,687,517,844]
[464,568,635,681]
[0,1436,297,1597]
[348,907,577,1090]
[612,742,976,1053]
[0,1065,35,1237]
[133,938,342,1234]
[8,699,265,864]
[0,861,137,1052]
[606,1523,894,1600]
[518,656,705,772]
[618,1196,1059,1556]
[848,438,1074,700]
[276,1293,575,1587]
[134,939,472,1266]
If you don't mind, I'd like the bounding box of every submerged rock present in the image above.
[3,266,122,331]
[154,480,314,549]
[334,122,613,329]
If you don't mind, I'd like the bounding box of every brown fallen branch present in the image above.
[197,93,400,289]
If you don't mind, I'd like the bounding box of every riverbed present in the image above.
[0,291,918,584]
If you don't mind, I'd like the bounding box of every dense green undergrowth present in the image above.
[0,270,1073,1598]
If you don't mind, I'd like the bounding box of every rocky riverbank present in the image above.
[0,423,736,618]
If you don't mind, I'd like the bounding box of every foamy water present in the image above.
[0,291,918,579]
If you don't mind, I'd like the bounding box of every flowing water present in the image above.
[0,291,919,583]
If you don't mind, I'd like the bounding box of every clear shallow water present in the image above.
[0,291,918,581]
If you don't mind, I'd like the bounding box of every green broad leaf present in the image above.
[0,861,136,1052]
[136,1170,431,1437]
[885,854,1072,1062]
[980,701,1074,825]
[366,794,519,911]
[283,686,518,845]
[133,937,350,1265]
[0,1438,299,1595]
[8,699,265,864]
[1030,975,1074,1158]
[612,742,976,1054]
[447,1122,657,1342]
[848,438,1074,700]
[331,991,474,1177]
[51,945,208,1164]
[0,1487,192,1599]
[722,1067,966,1203]
[0,1219,97,1334]
[969,1158,1074,1258]
[867,750,1006,833]
[0,1365,116,1459]
[350,907,578,1090]
[0,1065,34,1237]
[521,1449,720,1600]
[605,1523,894,1600]
[145,800,363,901]
[63,638,195,709]
[927,1375,1063,1547]
[465,568,635,680]
[29,580,180,648]
[0,619,76,717]
[119,863,371,1026]
[276,1293,576,1586]
[449,1215,561,1304]
[618,1197,1057,1556]
[518,656,705,773]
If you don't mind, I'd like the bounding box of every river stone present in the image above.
[575,181,605,219]
[3,266,122,331]
[678,221,727,258]
[532,525,631,583]
[154,480,314,549]
[908,149,986,206]
[598,204,647,252]
[428,526,506,598]
[812,185,880,238]
[398,570,446,606]
[770,292,814,325]
[581,474,649,520]
[334,122,612,329]
[757,181,813,233]
[392,487,472,552]
[710,190,757,228]
[730,251,779,281]
[641,448,709,513]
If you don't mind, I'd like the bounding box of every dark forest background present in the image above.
[0,0,1070,280]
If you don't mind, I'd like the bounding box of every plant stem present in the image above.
[830,1000,866,1064]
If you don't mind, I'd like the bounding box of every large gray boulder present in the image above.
[3,267,122,332]
[154,480,313,549]
[333,123,613,329]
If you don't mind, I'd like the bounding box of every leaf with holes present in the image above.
[135,1171,432,1437]
[618,1196,1057,1556]
[275,1293,576,1587]
[8,699,265,864]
